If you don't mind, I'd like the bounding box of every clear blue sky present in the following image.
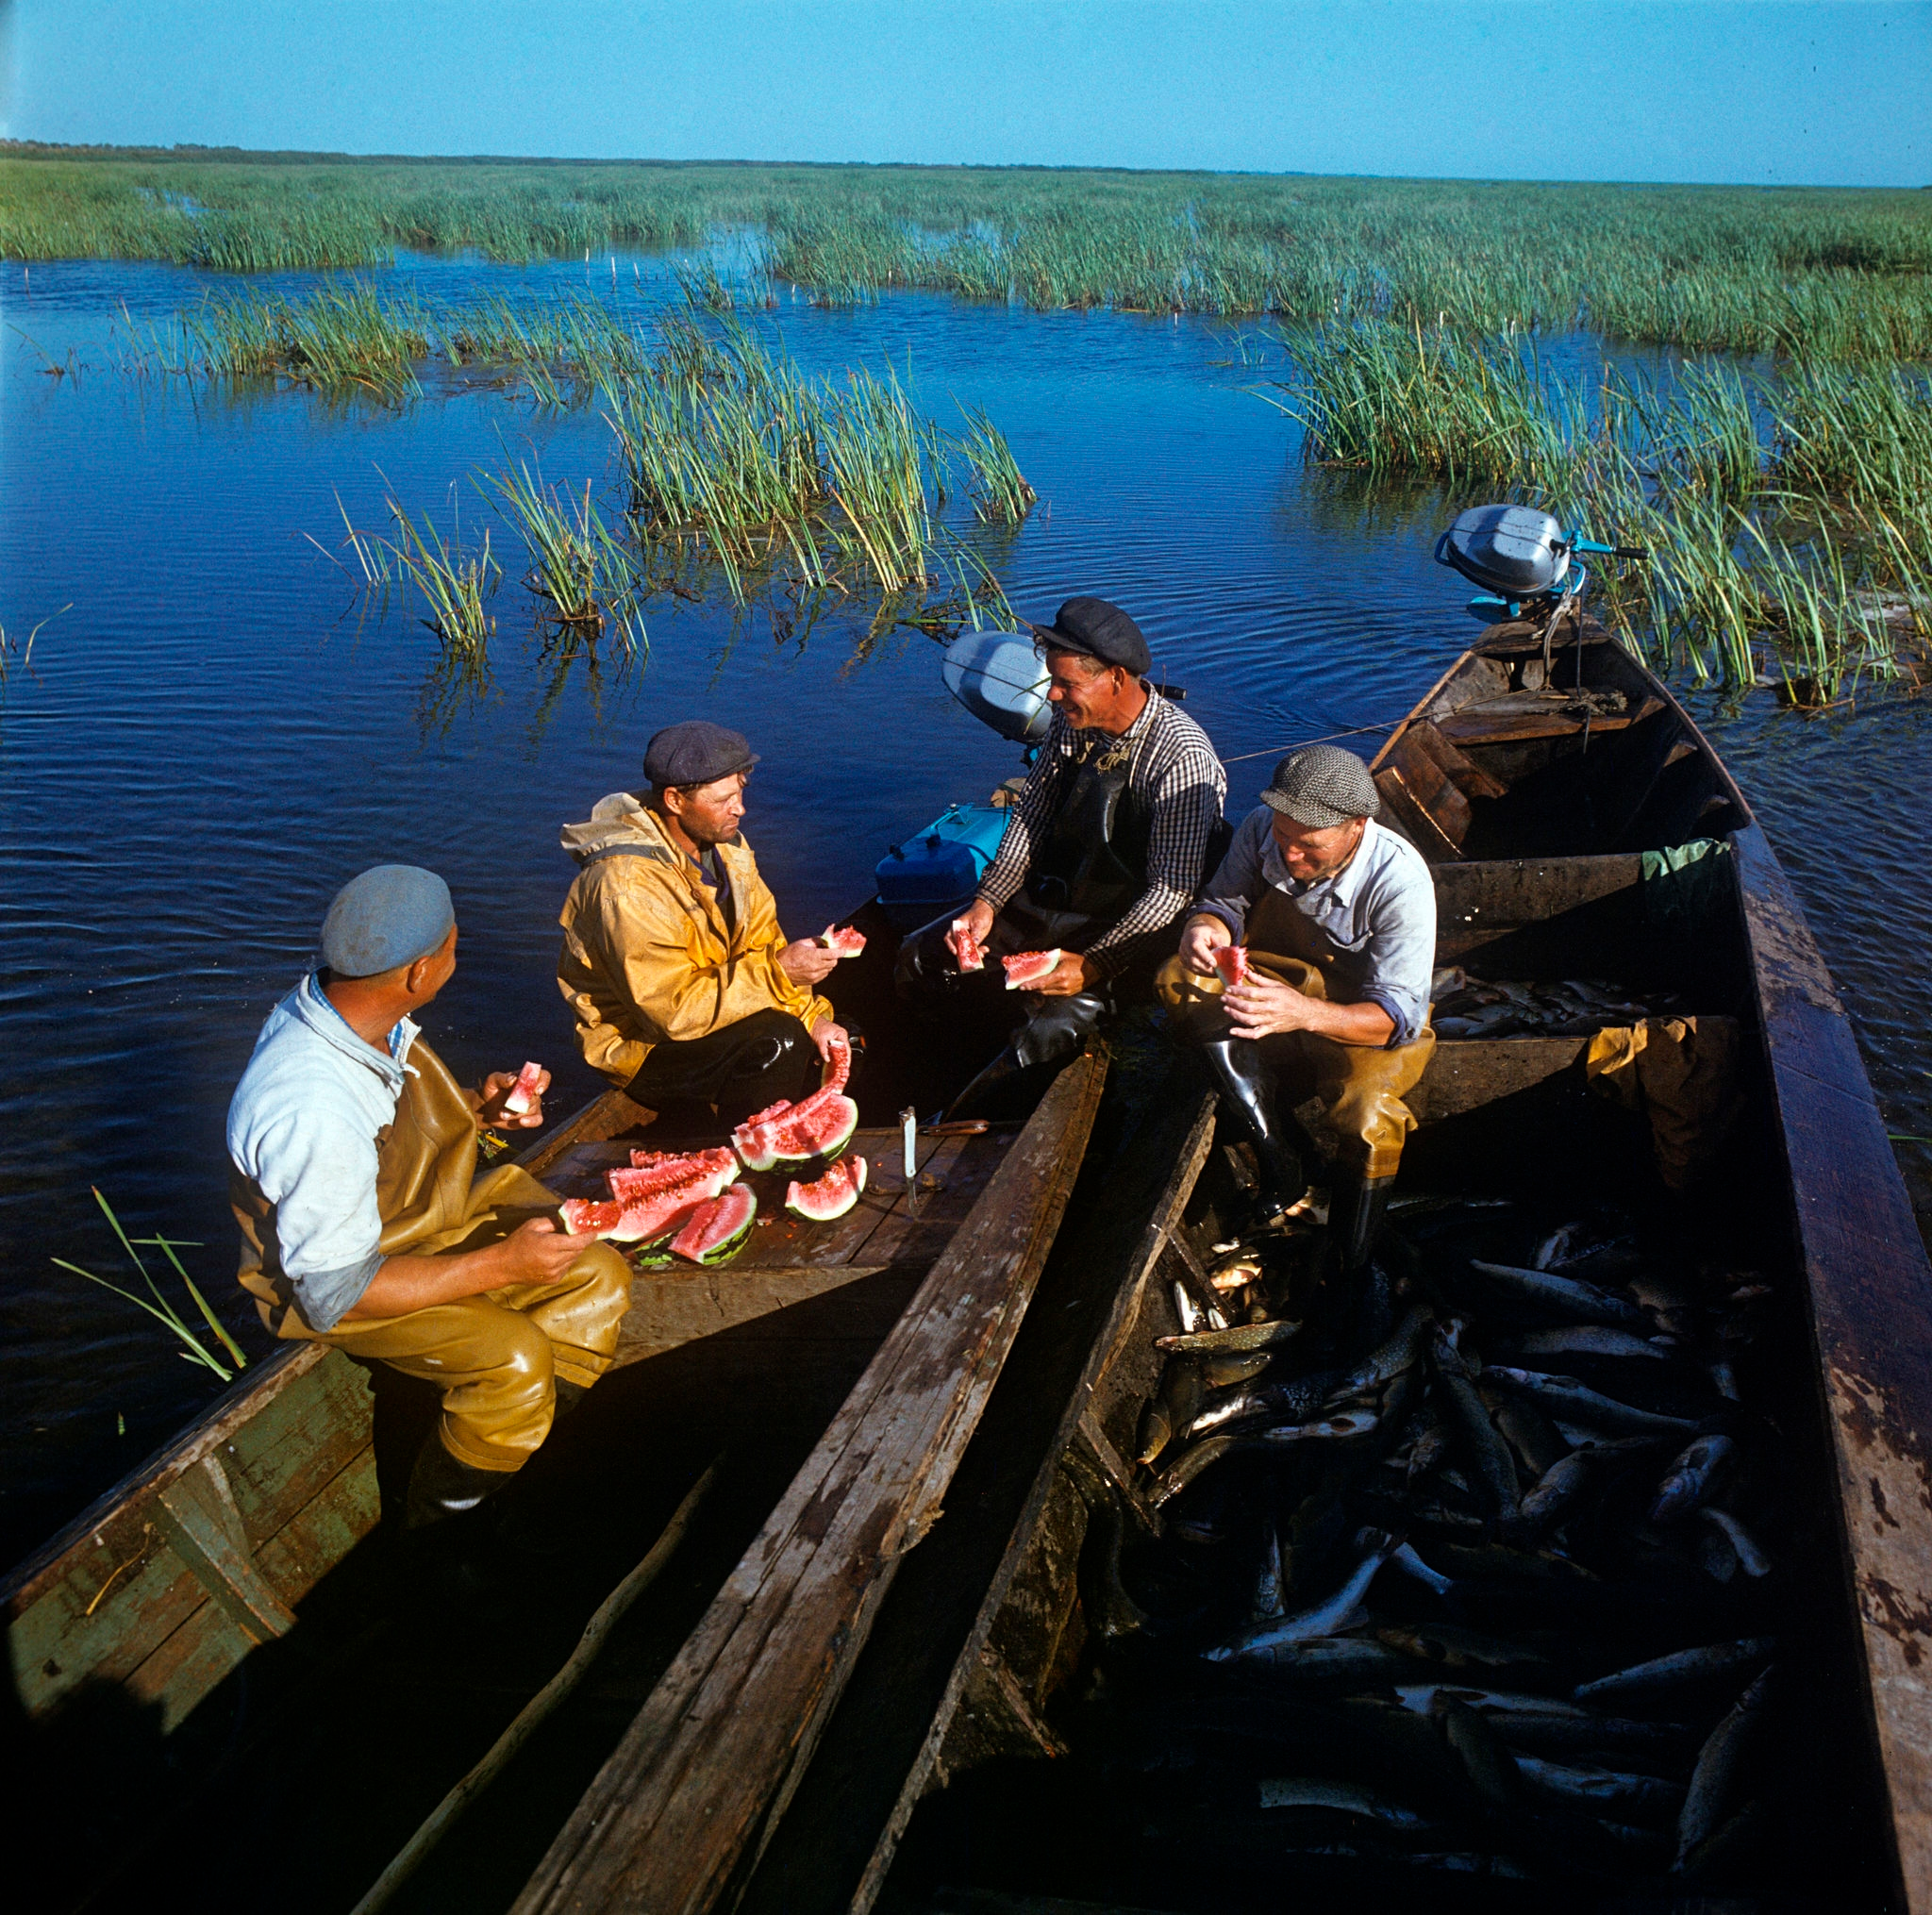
[2,1,1924,188]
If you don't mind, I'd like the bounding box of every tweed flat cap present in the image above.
[1260,745,1381,827]
[320,865,454,978]
[1026,597,1151,675]
[642,721,758,790]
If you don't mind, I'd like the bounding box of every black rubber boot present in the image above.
[404,1435,514,1530]
[1330,1172,1396,1272]
[945,991,1108,1122]
[1199,1038,1307,1222]
[552,1377,591,1420]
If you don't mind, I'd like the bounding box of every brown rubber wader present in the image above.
[1156,885,1435,1180]
[234,1040,631,1474]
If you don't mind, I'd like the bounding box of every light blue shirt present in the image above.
[226,974,420,1331]
[1194,810,1437,1046]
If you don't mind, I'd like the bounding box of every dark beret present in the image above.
[1025,596,1152,676]
[642,721,759,790]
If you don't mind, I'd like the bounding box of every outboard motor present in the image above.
[940,628,1054,745]
[1436,505,1647,623]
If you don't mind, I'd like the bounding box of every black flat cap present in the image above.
[1027,596,1152,676]
[642,720,758,790]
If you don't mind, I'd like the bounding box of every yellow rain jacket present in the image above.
[557,792,834,1086]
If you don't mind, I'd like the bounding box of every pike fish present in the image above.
[1574,1638,1776,1706]
[1487,1367,1699,1438]
[1675,1667,1776,1870]
[1650,1434,1736,1523]
[1204,1538,1396,1661]
[1513,1754,1686,1821]
[1468,1260,1652,1332]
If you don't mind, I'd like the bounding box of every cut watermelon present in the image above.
[561,1149,740,1242]
[818,924,867,958]
[558,1197,625,1238]
[734,1091,860,1170]
[817,1029,852,1094]
[607,1147,739,1205]
[787,1154,868,1222]
[1214,945,1252,988]
[501,1060,544,1116]
[949,918,987,973]
[670,1185,758,1264]
[1002,949,1063,991]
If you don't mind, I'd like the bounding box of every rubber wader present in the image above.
[902,732,1151,1118]
[1156,885,1436,1267]
[624,1006,828,1130]
[234,1039,633,1524]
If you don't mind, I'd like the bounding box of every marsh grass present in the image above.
[1270,316,1922,692]
[957,405,1037,523]
[391,503,499,654]
[481,458,647,652]
[11,154,1931,359]
[54,1189,247,1383]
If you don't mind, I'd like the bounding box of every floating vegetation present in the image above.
[54,1189,247,1383]
[957,405,1037,523]
[1267,318,1931,695]
[10,155,1932,359]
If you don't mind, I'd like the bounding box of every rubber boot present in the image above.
[946,992,1107,1122]
[1199,1038,1307,1224]
[399,1436,516,1602]
[1330,1172,1396,1273]
[404,1434,514,1530]
[943,1041,1028,1122]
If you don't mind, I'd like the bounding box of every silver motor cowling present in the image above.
[941,629,1054,745]
[1436,505,1573,598]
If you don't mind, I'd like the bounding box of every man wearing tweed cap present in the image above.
[1157,744,1437,1270]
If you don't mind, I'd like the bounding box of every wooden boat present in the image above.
[0,956,1105,1910]
[507,618,1932,1915]
[11,615,1932,1913]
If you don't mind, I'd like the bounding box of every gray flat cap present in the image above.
[1261,745,1381,828]
[643,720,758,790]
[320,865,454,978]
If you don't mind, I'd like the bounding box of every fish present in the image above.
[1202,1350,1274,1389]
[1251,1515,1285,1623]
[1156,1318,1303,1356]
[1134,1359,1203,1467]
[1650,1434,1736,1522]
[1075,1490,1152,1642]
[1486,1390,1572,1478]
[1171,1280,1204,1338]
[1374,1621,1551,1674]
[1245,1410,1382,1449]
[1181,1381,1273,1439]
[1487,1367,1698,1438]
[1467,1260,1652,1332]
[1434,1695,1523,1814]
[1337,1305,1434,1395]
[1407,1406,1452,1490]
[1700,1507,1772,1576]
[1396,1683,1587,1720]
[1675,1667,1775,1870]
[1513,1754,1686,1821]
[1431,1324,1523,1526]
[1573,1638,1776,1705]
[1227,1635,1418,1688]
[1516,1449,1596,1536]
[1500,1325,1670,1365]
[1203,1538,1396,1660]
[1209,1252,1265,1292]
[1384,1537,1457,1597]
[1256,1777,1434,1828]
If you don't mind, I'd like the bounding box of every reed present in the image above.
[9,153,1930,359]
[957,406,1037,523]
[480,458,647,649]
[389,502,498,655]
[53,1189,247,1383]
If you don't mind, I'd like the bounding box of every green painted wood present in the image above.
[154,1457,297,1644]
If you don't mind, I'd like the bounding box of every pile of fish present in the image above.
[1430,969,1688,1041]
[1070,1194,1799,1894]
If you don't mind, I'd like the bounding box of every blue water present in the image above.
[3,256,1928,1565]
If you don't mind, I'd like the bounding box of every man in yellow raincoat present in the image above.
[558,721,850,1125]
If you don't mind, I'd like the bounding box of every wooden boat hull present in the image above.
[522,624,1932,1915]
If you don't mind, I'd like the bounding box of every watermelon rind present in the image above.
[1002,948,1063,991]
[766,1091,859,1165]
[786,1153,868,1223]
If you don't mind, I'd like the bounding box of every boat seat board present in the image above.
[511,1053,1108,1915]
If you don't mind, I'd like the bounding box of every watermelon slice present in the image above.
[1002,949,1063,991]
[501,1060,544,1116]
[817,924,867,958]
[817,1029,852,1094]
[560,1149,740,1242]
[1215,945,1252,988]
[787,1154,868,1222]
[949,918,987,974]
[733,1091,860,1171]
[670,1185,758,1265]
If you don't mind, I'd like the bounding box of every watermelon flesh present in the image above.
[670,1184,758,1264]
[731,1035,858,1169]
[1002,949,1063,991]
[949,918,987,973]
[560,1148,740,1242]
[787,1153,868,1222]
[501,1060,544,1116]
[818,924,867,958]
[1214,945,1252,988]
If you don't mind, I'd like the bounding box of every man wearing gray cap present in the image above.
[900,596,1225,1114]
[1157,745,1437,1269]
[227,865,632,1543]
[558,720,849,1125]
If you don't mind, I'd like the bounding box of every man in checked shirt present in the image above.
[900,596,1225,1116]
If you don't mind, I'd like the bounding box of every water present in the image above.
[3,257,1928,1566]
